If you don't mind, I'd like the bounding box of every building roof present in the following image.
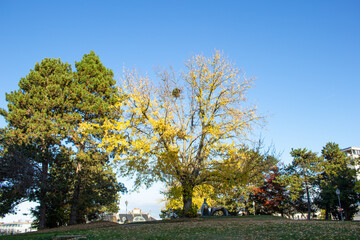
[342,146,360,152]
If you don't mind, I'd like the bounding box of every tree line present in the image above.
[0,51,359,229]
[251,143,359,220]
[161,142,359,221]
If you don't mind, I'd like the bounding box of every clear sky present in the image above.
[1,0,359,221]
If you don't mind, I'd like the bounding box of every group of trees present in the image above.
[160,144,279,217]
[2,50,266,225]
[1,50,358,230]
[159,142,359,221]
[250,143,359,220]
[0,52,126,229]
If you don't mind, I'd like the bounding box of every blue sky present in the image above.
[1,0,359,220]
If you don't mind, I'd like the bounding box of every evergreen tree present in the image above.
[1,53,125,228]
[314,143,359,220]
[31,148,126,227]
[0,130,38,217]
[1,58,73,229]
[67,51,122,225]
[286,148,321,220]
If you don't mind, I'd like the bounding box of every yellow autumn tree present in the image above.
[161,144,278,216]
[83,51,260,216]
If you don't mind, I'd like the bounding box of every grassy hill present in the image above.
[1,215,360,240]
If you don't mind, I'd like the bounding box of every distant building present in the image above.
[341,147,360,180]
[97,213,117,223]
[117,208,156,224]
[93,208,156,224]
[0,221,35,235]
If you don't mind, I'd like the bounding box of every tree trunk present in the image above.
[69,162,82,225]
[69,181,81,225]
[305,185,311,220]
[325,205,329,220]
[38,159,49,230]
[182,183,194,217]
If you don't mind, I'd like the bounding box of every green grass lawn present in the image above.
[1,215,360,240]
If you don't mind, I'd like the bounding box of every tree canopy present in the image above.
[83,51,260,215]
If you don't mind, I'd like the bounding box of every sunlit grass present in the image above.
[2,215,359,240]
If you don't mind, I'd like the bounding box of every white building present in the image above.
[341,147,360,180]
[341,147,360,220]
[0,221,35,235]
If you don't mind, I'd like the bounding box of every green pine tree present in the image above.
[1,58,73,229]
[1,53,125,228]
[287,148,321,220]
[67,51,122,225]
[314,143,359,220]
